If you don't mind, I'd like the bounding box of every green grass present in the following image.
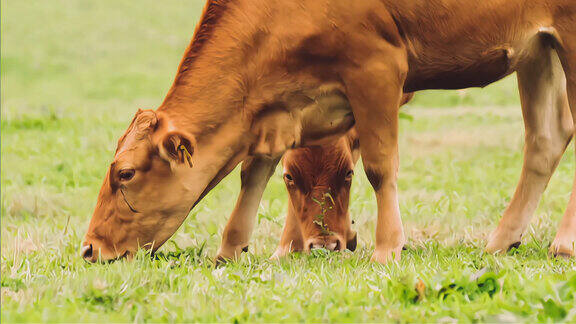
[2,0,575,322]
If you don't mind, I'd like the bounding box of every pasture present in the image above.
[1,0,575,322]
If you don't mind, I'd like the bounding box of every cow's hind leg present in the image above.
[551,22,576,257]
[216,156,279,263]
[486,36,573,254]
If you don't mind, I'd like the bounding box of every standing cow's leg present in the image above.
[271,202,303,259]
[486,38,573,254]
[342,55,407,264]
[551,24,576,257]
[216,156,279,263]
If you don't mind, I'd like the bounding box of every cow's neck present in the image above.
[153,0,297,203]
[156,0,254,138]
[156,0,316,153]
[157,58,244,140]
[156,0,355,153]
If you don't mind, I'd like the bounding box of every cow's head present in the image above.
[282,133,359,252]
[82,109,247,262]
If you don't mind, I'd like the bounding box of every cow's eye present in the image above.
[345,170,354,181]
[284,173,294,183]
[118,169,135,182]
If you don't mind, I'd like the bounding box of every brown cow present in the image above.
[274,93,413,257]
[82,0,576,263]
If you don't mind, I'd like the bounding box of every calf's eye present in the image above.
[119,169,135,181]
[284,173,294,182]
[345,170,354,181]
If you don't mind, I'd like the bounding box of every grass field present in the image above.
[2,0,576,322]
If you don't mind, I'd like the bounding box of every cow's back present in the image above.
[383,0,565,90]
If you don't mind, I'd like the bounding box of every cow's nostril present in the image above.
[325,240,342,251]
[81,244,93,260]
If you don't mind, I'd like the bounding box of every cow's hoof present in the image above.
[485,228,522,254]
[214,244,249,266]
[486,240,521,254]
[214,255,230,267]
[549,237,575,258]
[370,246,403,264]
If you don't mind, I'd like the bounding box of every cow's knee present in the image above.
[365,167,384,191]
[525,134,570,176]
[363,155,397,190]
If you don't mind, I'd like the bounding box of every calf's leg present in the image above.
[216,156,279,263]
[486,39,573,253]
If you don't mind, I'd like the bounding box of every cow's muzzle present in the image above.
[305,236,346,252]
[81,240,129,263]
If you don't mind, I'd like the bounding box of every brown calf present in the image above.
[83,0,576,263]
[274,130,360,257]
[274,93,413,257]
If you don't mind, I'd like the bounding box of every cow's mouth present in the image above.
[82,247,131,264]
[102,250,131,263]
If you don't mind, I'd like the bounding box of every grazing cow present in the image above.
[82,0,576,263]
[274,93,413,257]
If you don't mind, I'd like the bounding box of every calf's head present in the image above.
[282,133,359,252]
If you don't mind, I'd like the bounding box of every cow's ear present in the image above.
[158,131,195,167]
[134,109,158,135]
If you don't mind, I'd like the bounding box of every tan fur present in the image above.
[82,0,576,263]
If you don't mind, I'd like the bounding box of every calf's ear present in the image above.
[159,131,195,167]
[346,230,357,252]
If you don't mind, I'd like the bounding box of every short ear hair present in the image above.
[159,131,195,167]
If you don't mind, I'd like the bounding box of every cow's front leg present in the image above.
[215,156,279,263]
[343,56,407,264]
[271,202,303,259]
